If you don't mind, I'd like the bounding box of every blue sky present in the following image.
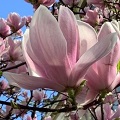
[0,0,33,19]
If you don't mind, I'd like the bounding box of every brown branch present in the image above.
[0,100,77,113]
[1,62,26,72]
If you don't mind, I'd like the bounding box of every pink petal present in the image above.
[75,86,88,104]
[86,21,120,91]
[7,13,21,29]
[77,21,97,57]
[70,33,118,87]
[85,89,98,104]
[3,72,65,91]
[58,6,79,68]
[97,22,120,89]
[98,22,116,41]
[111,20,120,39]
[96,103,112,120]
[109,73,120,90]
[22,29,44,77]
[104,103,112,119]
[27,5,69,86]
[33,90,44,101]
[94,40,120,90]
[85,65,102,91]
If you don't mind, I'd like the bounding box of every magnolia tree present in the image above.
[0,0,120,119]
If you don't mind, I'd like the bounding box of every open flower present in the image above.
[7,12,26,32]
[0,37,24,62]
[3,6,118,92]
[0,37,26,73]
[85,21,120,99]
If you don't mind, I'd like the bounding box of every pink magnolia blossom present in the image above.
[0,18,10,37]
[104,94,117,104]
[1,37,24,62]
[0,37,27,73]
[3,6,118,92]
[26,16,32,23]
[83,8,103,26]
[7,12,26,32]
[85,21,120,98]
[33,90,45,101]
[96,103,120,120]
[25,16,32,26]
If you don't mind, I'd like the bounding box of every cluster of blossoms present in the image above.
[0,0,120,120]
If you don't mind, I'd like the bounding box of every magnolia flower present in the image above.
[33,90,45,101]
[85,21,120,99]
[0,37,24,62]
[3,6,118,92]
[7,12,26,32]
[25,16,32,26]
[104,94,117,104]
[0,37,26,73]
[83,8,103,26]
[5,37,24,61]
